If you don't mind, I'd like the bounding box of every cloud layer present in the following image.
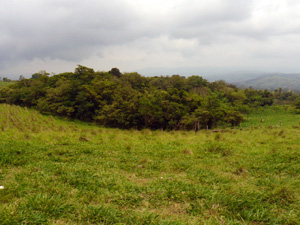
[2,0,300,78]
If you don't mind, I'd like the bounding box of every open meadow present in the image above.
[0,81,16,88]
[0,104,300,224]
[242,105,300,128]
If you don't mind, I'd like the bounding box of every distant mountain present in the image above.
[199,72,300,91]
[231,73,300,91]
[139,67,300,91]
[204,72,263,83]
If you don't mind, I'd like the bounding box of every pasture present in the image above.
[0,104,300,224]
[0,81,16,88]
[242,105,300,128]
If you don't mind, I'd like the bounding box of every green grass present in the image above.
[242,105,300,128]
[0,81,16,88]
[0,104,300,224]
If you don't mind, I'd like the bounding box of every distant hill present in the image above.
[230,73,300,91]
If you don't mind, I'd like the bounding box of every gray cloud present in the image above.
[0,0,138,64]
[1,0,300,77]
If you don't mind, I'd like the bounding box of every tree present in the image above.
[225,110,244,127]
[94,84,142,128]
[294,97,300,111]
[121,72,148,90]
[31,70,49,79]
[0,87,13,103]
[187,75,208,88]
[37,78,75,117]
[74,65,95,81]
[139,91,164,129]
[109,68,122,78]
[3,77,11,82]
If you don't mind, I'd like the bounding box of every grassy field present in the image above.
[0,81,16,88]
[242,105,300,128]
[0,104,300,224]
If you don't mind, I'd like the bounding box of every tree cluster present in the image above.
[0,65,274,130]
[1,77,12,82]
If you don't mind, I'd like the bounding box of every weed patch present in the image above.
[203,142,232,156]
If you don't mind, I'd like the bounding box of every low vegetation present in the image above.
[0,104,300,224]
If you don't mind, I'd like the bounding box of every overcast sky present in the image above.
[2,0,300,79]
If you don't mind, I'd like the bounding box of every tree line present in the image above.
[0,65,275,130]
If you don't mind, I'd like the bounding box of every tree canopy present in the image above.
[0,65,275,130]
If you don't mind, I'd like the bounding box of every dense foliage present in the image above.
[0,65,274,130]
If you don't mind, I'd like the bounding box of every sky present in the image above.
[1,0,300,79]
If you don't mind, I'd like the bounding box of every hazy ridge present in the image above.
[207,73,300,91]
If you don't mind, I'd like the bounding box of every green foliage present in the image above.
[294,97,300,111]
[0,87,13,103]
[2,77,12,82]
[0,65,276,130]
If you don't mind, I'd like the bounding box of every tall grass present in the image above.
[0,104,300,224]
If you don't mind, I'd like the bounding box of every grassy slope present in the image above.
[0,104,300,224]
[0,81,16,88]
[242,105,300,128]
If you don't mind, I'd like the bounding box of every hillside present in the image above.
[233,73,300,91]
[0,104,300,224]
